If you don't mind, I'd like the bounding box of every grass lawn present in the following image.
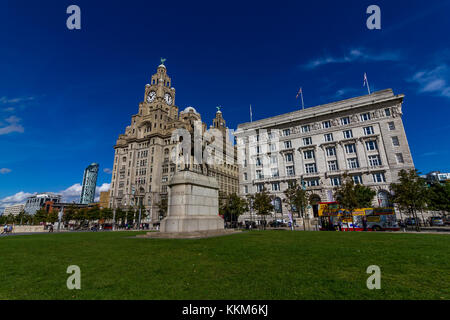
[0,230,449,300]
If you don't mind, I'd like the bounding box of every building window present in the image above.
[328,160,339,171]
[304,150,315,160]
[271,168,279,177]
[243,172,248,181]
[343,130,353,139]
[347,158,359,169]
[244,185,248,194]
[270,155,278,164]
[392,136,400,146]
[270,143,277,152]
[284,141,292,149]
[363,126,374,135]
[256,170,263,179]
[282,129,291,136]
[341,117,350,125]
[352,175,363,184]
[372,172,386,183]
[256,157,262,166]
[305,163,317,174]
[301,125,310,133]
[322,121,331,129]
[324,133,333,142]
[303,137,312,146]
[385,108,391,116]
[360,113,371,121]
[345,143,357,154]
[330,177,341,186]
[395,153,404,164]
[305,179,320,187]
[256,184,264,192]
[366,140,378,151]
[272,183,280,191]
[368,155,382,166]
[286,166,295,176]
[285,153,294,162]
[388,122,396,131]
[326,147,336,157]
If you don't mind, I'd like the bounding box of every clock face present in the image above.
[147,91,156,103]
[164,93,173,105]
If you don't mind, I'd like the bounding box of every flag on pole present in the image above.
[363,73,371,95]
[250,104,253,122]
[296,87,305,110]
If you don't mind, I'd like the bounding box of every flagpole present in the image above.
[364,73,371,95]
[250,104,253,122]
[300,89,305,110]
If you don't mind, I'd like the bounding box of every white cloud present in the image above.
[0,116,24,135]
[410,65,450,98]
[0,168,11,174]
[0,183,111,213]
[0,191,36,213]
[103,168,112,174]
[0,96,36,105]
[304,48,401,69]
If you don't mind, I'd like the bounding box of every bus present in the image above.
[318,202,400,231]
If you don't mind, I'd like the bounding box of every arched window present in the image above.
[377,190,391,207]
[273,197,282,213]
[309,194,321,217]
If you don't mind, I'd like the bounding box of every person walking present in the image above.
[362,216,368,231]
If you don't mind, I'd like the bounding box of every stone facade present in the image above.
[109,62,239,223]
[235,89,415,221]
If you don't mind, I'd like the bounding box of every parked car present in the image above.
[405,218,416,226]
[102,223,113,230]
[429,217,444,226]
[444,216,450,226]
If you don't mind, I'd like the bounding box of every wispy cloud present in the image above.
[0,96,36,105]
[103,168,112,174]
[334,87,359,99]
[304,48,401,69]
[0,116,24,135]
[0,168,12,174]
[0,183,111,213]
[409,64,450,98]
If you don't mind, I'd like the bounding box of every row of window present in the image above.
[278,109,393,138]
[246,172,387,193]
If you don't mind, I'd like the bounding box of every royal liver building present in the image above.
[109,61,239,222]
[235,89,414,219]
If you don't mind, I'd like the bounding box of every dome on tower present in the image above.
[181,106,198,114]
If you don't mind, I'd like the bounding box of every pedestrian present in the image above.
[362,216,368,231]
[49,224,54,233]
[1,224,7,234]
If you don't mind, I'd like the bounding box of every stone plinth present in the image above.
[160,170,224,233]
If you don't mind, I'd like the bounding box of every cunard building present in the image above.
[235,89,415,220]
[109,61,239,222]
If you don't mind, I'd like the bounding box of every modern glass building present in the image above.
[80,163,99,204]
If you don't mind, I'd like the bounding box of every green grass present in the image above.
[0,230,449,300]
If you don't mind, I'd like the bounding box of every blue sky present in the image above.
[1,0,450,211]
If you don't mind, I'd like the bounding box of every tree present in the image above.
[427,182,450,216]
[63,206,76,224]
[248,188,274,230]
[34,209,48,224]
[390,169,428,231]
[115,208,126,227]
[47,209,59,224]
[334,174,376,230]
[221,193,248,227]
[156,198,168,220]
[283,181,309,230]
